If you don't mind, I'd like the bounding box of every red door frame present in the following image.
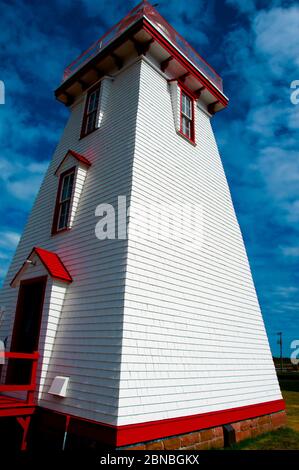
[10,275,47,354]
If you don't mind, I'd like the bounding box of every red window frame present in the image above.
[52,166,76,235]
[80,83,101,139]
[179,85,195,143]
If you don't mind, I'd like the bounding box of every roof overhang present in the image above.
[11,247,73,287]
[54,149,91,176]
[55,2,228,113]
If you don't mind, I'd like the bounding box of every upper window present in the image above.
[180,89,195,143]
[81,84,101,138]
[52,168,75,234]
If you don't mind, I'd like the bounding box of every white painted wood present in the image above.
[48,376,69,397]
[97,77,114,128]
[0,53,281,428]
[117,58,282,425]
[0,63,141,425]
[169,80,180,131]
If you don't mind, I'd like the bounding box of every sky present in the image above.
[0,0,298,356]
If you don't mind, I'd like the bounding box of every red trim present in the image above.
[0,407,35,417]
[56,18,227,110]
[0,351,39,416]
[55,20,143,102]
[3,352,40,360]
[41,399,285,447]
[52,166,76,235]
[9,276,47,367]
[54,149,91,176]
[10,249,72,286]
[59,2,223,93]
[143,18,228,107]
[116,399,285,446]
[176,79,199,100]
[179,83,195,144]
[33,248,72,282]
[63,2,145,80]
[17,416,31,451]
[0,385,34,393]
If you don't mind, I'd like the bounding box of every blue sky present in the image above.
[0,0,298,356]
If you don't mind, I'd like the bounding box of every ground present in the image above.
[227,375,299,450]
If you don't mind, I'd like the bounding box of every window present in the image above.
[52,168,75,234]
[81,84,101,138]
[180,89,195,142]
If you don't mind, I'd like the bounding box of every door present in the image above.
[7,276,46,384]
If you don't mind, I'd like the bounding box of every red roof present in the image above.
[34,247,72,282]
[11,247,72,286]
[55,149,91,175]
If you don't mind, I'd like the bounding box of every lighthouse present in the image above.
[0,1,285,450]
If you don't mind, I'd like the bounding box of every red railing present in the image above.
[62,1,223,91]
[0,352,39,405]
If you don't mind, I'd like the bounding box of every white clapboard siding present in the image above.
[0,53,281,429]
[97,77,114,128]
[0,60,142,425]
[116,59,282,425]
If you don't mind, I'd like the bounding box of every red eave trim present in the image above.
[54,149,91,176]
[142,18,228,107]
[179,82,196,144]
[0,407,35,417]
[34,247,72,283]
[55,19,144,100]
[10,247,72,286]
[55,16,228,109]
[10,262,26,287]
[116,398,285,446]
[42,399,285,447]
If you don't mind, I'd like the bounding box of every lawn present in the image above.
[227,427,299,450]
[280,378,299,433]
[227,377,299,450]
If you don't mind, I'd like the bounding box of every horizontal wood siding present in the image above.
[0,55,281,429]
[0,61,141,425]
[117,59,282,425]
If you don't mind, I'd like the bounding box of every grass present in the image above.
[280,378,299,433]
[227,377,299,450]
[227,427,299,450]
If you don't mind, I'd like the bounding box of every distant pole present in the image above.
[277,332,283,373]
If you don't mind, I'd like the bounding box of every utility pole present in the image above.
[277,332,283,373]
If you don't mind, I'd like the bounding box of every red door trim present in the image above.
[10,275,47,352]
[142,19,228,106]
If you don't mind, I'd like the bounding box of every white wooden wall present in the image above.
[117,59,282,425]
[0,55,282,427]
[0,60,141,425]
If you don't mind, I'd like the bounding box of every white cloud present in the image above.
[253,7,299,75]
[280,246,299,258]
[27,161,49,174]
[246,104,285,138]
[7,174,44,201]
[0,231,20,250]
[0,231,20,286]
[284,200,299,224]
[0,155,48,202]
[222,2,299,229]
